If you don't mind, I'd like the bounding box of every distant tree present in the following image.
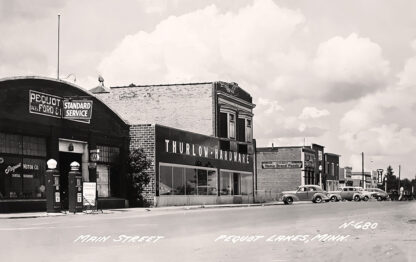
[400,178,412,192]
[126,148,152,207]
[385,165,398,192]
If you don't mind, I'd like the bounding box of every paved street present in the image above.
[1,201,415,262]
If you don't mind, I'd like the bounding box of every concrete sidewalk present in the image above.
[0,201,293,219]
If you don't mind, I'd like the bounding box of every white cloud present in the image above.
[98,0,307,91]
[299,106,330,119]
[313,33,390,101]
[340,42,416,159]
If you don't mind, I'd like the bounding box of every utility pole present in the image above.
[398,165,401,191]
[362,152,365,189]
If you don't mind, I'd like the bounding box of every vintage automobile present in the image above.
[354,187,374,201]
[366,188,389,201]
[339,186,364,201]
[327,190,342,202]
[281,185,330,204]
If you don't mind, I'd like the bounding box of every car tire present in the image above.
[314,196,322,203]
[330,196,337,202]
[377,196,383,201]
[354,195,361,202]
[284,197,293,205]
[363,196,369,201]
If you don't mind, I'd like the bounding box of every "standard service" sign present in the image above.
[63,100,93,120]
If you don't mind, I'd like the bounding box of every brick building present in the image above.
[93,81,256,206]
[324,153,340,191]
[255,146,317,196]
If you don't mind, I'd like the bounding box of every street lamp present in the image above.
[319,165,322,188]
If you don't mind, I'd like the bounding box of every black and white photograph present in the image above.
[0,0,415,261]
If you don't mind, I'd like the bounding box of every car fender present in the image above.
[313,193,329,200]
[282,194,300,202]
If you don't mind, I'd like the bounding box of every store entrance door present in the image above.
[59,152,82,210]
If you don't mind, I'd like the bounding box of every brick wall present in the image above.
[129,124,156,206]
[95,84,214,136]
[256,148,302,194]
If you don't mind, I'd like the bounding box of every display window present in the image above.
[159,163,217,196]
[0,132,46,199]
[219,170,253,196]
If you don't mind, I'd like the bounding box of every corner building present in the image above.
[0,77,130,213]
[93,81,256,206]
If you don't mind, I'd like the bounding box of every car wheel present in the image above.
[284,197,293,205]
[363,196,369,201]
[354,195,361,202]
[314,196,322,203]
[330,196,337,202]
[377,196,383,201]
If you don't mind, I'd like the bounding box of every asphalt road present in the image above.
[1,201,415,262]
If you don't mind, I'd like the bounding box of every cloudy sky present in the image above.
[1,0,416,179]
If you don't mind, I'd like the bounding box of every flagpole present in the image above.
[57,14,60,80]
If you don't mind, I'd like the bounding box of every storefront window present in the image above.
[240,173,253,195]
[197,170,207,195]
[0,156,46,199]
[159,164,217,196]
[220,172,232,195]
[172,167,185,195]
[0,132,46,199]
[220,171,253,196]
[97,145,120,163]
[0,133,22,155]
[97,164,110,197]
[159,166,173,195]
[207,170,217,195]
[23,136,47,157]
[185,168,197,195]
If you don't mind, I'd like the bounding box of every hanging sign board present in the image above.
[89,149,100,162]
[82,182,97,207]
[63,100,93,120]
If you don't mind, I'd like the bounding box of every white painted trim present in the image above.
[159,162,217,171]
[219,169,253,175]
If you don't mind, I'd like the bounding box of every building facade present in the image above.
[0,77,130,213]
[256,146,317,196]
[93,81,256,206]
[351,172,372,188]
[324,153,340,191]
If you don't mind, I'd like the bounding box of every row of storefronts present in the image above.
[0,77,255,212]
[0,76,348,213]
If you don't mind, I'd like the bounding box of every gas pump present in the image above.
[45,159,61,213]
[68,161,83,213]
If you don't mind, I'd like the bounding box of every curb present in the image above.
[0,201,292,219]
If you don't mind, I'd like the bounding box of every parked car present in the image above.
[388,190,399,201]
[354,187,373,201]
[327,190,342,202]
[281,185,330,205]
[339,186,364,201]
[366,188,389,201]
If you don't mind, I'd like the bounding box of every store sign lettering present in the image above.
[29,90,91,123]
[164,139,250,164]
[29,90,62,118]
[63,100,93,120]
[261,161,303,169]
[5,163,21,174]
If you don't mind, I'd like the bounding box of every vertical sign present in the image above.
[377,169,383,184]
